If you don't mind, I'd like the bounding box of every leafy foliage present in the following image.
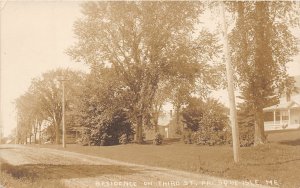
[228,2,299,145]
[90,110,134,146]
[153,133,164,145]
[181,97,230,145]
[237,103,255,147]
[73,68,134,146]
[68,1,221,143]
[15,69,85,144]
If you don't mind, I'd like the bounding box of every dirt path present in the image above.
[0,144,269,188]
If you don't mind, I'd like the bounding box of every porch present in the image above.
[264,109,300,131]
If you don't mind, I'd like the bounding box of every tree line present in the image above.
[15,2,299,146]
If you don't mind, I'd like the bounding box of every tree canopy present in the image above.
[68,1,222,143]
[229,1,299,144]
[15,69,85,144]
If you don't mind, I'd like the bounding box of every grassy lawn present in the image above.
[0,159,67,188]
[29,130,300,188]
[0,173,66,188]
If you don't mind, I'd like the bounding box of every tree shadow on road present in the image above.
[0,163,140,181]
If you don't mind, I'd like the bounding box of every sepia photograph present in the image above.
[0,1,300,188]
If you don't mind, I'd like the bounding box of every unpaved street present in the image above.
[0,145,269,188]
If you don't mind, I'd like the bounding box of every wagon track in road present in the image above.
[0,145,269,188]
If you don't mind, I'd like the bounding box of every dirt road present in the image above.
[0,144,269,188]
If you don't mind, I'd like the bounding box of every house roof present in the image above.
[263,94,300,112]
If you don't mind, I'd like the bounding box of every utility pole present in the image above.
[15,116,18,144]
[58,76,67,148]
[220,2,240,163]
[0,2,2,145]
[0,1,7,145]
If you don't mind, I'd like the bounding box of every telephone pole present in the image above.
[220,2,240,163]
[58,76,67,148]
[0,1,7,145]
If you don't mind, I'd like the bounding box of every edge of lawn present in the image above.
[28,140,300,188]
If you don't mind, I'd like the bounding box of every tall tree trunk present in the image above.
[175,104,182,132]
[34,133,37,144]
[253,2,270,146]
[134,124,139,142]
[138,126,143,143]
[55,121,60,144]
[136,115,143,144]
[39,123,41,144]
[254,107,266,145]
[29,133,31,144]
[153,110,159,133]
[154,121,158,133]
[153,104,162,133]
[34,119,37,144]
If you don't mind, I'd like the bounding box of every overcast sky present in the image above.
[1,1,300,137]
[1,1,89,136]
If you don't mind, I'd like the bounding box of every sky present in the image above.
[1,1,89,136]
[1,1,300,137]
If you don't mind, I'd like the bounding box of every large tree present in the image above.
[15,92,36,144]
[68,1,221,143]
[73,68,134,145]
[229,2,299,145]
[16,69,85,144]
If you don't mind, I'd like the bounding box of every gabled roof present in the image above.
[263,94,300,112]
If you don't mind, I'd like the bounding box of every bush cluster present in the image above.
[239,125,255,147]
[119,134,131,145]
[181,97,231,146]
[77,110,134,146]
[153,133,164,145]
[191,128,230,145]
[182,127,231,145]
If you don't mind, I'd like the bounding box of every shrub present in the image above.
[237,103,255,147]
[76,127,91,146]
[182,129,193,144]
[181,97,230,145]
[153,133,163,145]
[221,125,255,147]
[100,133,110,146]
[239,125,255,147]
[119,134,130,145]
[191,127,231,146]
[81,110,134,146]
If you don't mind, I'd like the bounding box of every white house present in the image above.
[263,94,300,131]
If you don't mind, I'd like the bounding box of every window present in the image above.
[276,111,280,121]
[281,111,289,121]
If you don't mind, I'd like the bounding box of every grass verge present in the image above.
[7,130,296,188]
[33,136,300,188]
[0,159,67,188]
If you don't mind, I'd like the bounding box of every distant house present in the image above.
[263,75,300,131]
[263,94,300,131]
[144,103,175,140]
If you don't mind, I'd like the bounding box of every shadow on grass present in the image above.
[162,138,181,145]
[141,138,181,145]
[242,158,300,167]
[0,163,139,181]
[0,147,17,150]
[279,138,300,146]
